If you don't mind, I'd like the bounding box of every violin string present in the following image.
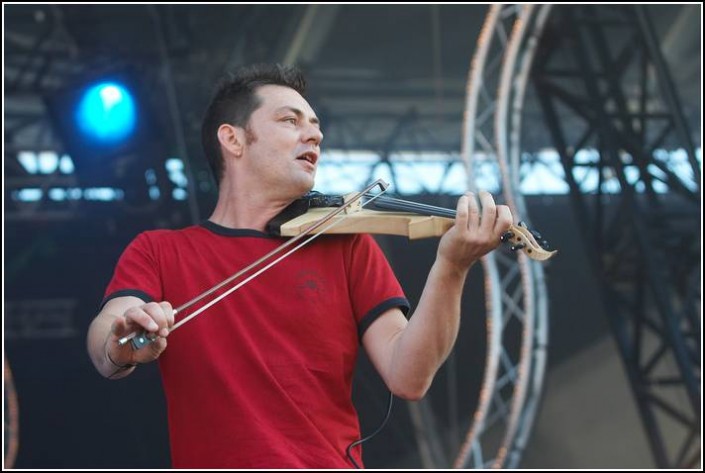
[365,194,455,215]
[366,194,457,218]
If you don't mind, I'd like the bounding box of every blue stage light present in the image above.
[44,71,161,185]
[75,82,137,143]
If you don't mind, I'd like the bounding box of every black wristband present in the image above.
[106,346,137,370]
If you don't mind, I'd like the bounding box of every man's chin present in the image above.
[290,175,316,198]
[301,173,316,192]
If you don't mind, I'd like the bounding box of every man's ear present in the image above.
[217,124,245,158]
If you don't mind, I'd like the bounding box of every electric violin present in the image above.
[118,179,556,349]
[266,189,557,261]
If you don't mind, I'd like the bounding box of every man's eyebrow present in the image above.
[275,106,320,126]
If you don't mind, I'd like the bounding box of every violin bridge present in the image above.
[342,193,363,214]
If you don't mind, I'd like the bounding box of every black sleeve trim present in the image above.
[100,289,154,310]
[357,297,411,342]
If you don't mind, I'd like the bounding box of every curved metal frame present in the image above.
[4,355,20,469]
[454,5,553,468]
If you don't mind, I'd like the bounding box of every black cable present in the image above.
[345,390,394,469]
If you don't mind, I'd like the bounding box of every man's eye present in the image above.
[284,117,297,124]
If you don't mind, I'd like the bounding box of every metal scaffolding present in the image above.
[531,5,700,468]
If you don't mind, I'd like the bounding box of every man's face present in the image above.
[241,84,323,197]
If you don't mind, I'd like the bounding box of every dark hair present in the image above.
[201,64,307,183]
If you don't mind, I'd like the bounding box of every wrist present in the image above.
[106,348,137,370]
[104,339,137,373]
[434,256,472,280]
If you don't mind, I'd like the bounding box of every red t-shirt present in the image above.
[103,221,409,468]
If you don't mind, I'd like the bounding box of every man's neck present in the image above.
[208,182,295,232]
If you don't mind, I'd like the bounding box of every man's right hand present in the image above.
[104,300,174,369]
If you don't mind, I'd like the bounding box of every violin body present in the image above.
[279,207,455,240]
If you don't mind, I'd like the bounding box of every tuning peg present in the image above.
[500,231,514,243]
[511,243,526,252]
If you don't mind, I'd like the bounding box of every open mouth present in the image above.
[296,151,318,166]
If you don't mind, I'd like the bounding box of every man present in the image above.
[86,64,512,468]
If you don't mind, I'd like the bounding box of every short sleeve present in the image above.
[347,234,410,340]
[101,232,163,308]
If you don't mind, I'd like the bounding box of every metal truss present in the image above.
[531,5,700,468]
[452,5,553,468]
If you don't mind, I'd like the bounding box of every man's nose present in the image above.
[304,123,323,145]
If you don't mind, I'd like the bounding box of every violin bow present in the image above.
[118,179,391,349]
